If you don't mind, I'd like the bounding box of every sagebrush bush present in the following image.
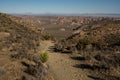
[42,34,53,40]
[76,37,91,50]
[76,42,82,50]
[40,52,48,63]
[82,37,90,45]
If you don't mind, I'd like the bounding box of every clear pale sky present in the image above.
[0,0,120,14]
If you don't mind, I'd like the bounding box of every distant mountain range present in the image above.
[11,13,120,17]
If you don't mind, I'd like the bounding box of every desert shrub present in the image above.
[76,42,82,50]
[76,37,91,50]
[82,37,91,45]
[40,52,48,63]
[105,33,120,47]
[42,34,53,40]
[60,39,66,43]
[54,39,67,52]
[91,33,120,50]
[92,41,104,49]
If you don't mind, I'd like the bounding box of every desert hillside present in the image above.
[55,18,120,80]
[0,13,47,80]
[0,13,120,80]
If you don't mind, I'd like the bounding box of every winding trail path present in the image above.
[40,41,92,80]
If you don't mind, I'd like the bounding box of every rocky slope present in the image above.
[0,13,47,80]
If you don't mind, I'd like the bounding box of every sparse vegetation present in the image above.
[54,17,120,80]
[41,34,54,40]
[0,13,46,80]
[81,37,91,45]
[76,37,91,50]
[76,41,82,50]
[40,52,48,63]
[0,12,120,80]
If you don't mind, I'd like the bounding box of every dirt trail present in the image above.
[40,41,92,80]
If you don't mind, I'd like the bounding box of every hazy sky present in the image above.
[0,0,120,14]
